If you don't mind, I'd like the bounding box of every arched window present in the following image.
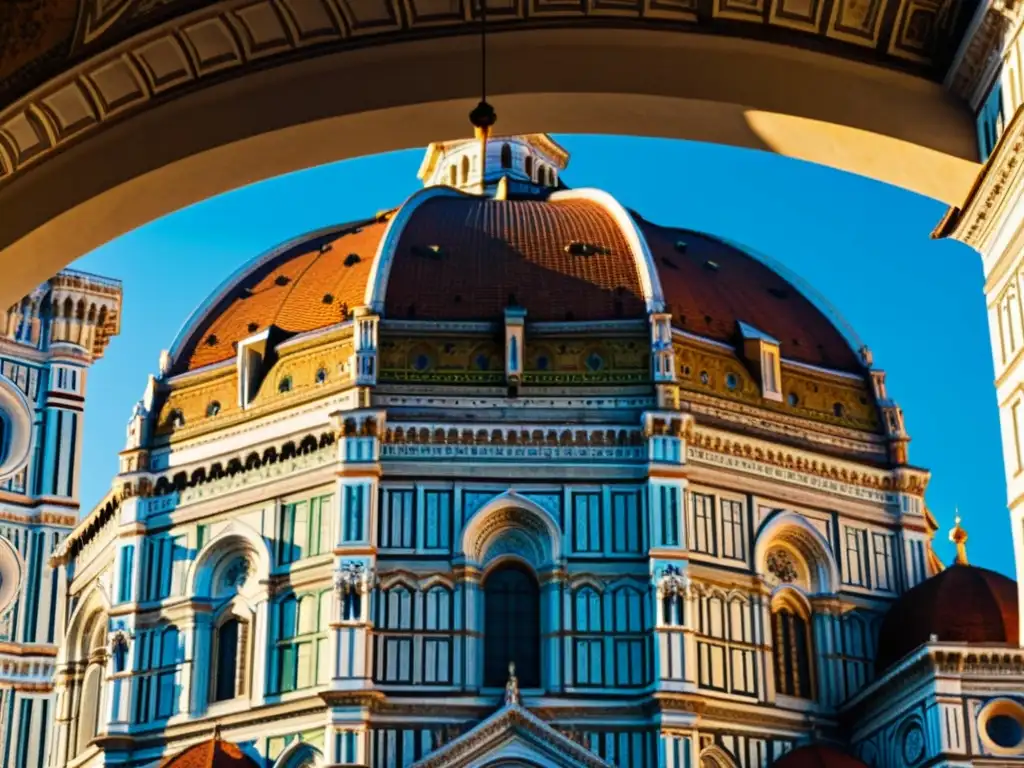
[500,143,512,169]
[213,616,242,702]
[772,599,813,699]
[461,156,470,185]
[0,412,6,463]
[448,164,457,186]
[524,155,534,179]
[76,618,107,756]
[484,563,540,688]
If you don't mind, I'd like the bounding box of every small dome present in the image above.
[159,739,259,768]
[876,564,1019,673]
[772,745,868,768]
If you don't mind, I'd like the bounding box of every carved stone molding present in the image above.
[0,0,972,192]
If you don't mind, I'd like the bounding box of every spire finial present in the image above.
[470,0,497,190]
[949,509,969,566]
[504,661,520,705]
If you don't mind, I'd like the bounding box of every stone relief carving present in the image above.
[333,561,376,596]
[657,564,690,597]
[765,548,799,586]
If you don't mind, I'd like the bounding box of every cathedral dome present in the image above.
[875,563,1019,673]
[159,738,259,768]
[772,745,868,768]
[167,136,865,377]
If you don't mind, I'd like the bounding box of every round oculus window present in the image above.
[979,699,1024,755]
[988,714,1024,750]
[0,376,33,483]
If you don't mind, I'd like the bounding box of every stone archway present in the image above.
[0,2,984,306]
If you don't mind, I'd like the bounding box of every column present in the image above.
[251,599,270,704]
[541,568,563,693]
[190,614,212,714]
[462,569,483,692]
[332,560,376,691]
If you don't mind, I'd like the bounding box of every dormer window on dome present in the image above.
[417,134,569,196]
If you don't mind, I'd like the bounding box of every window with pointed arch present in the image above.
[484,563,540,688]
[771,592,814,699]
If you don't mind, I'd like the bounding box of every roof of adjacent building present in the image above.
[875,563,1020,673]
[158,739,259,768]
[168,187,864,377]
[771,744,869,768]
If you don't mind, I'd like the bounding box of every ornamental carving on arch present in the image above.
[470,506,553,564]
[765,547,799,586]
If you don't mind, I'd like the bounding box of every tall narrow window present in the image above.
[213,617,240,702]
[500,143,512,169]
[448,165,457,186]
[461,156,470,185]
[484,563,540,688]
[772,601,813,699]
[525,155,534,179]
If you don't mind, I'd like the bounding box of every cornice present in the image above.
[936,103,1024,251]
[687,427,928,500]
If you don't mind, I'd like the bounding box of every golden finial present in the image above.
[949,510,969,566]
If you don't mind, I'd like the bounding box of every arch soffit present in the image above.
[61,584,111,663]
[700,745,740,768]
[0,374,34,481]
[0,534,25,618]
[548,187,665,313]
[461,492,563,568]
[754,509,839,595]
[185,519,272,599]
[273,740,324,768]
[770,584,814,617]
[364,185,468,313]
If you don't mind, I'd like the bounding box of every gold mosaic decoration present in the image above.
[674,341,879,432]
[524,336,648,385]
[378,334,649,385]
[155,333,354,439]
[380,335,504,384]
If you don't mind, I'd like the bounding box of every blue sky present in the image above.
[71,135,1009,575]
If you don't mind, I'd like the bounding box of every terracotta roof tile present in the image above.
[875,564,1019,673]
[177,220,387,372]
[384,196,646,321]
[641,219,862,373]
[159,739,259,768]
[772,745,868,768]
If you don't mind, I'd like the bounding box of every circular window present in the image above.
[979,699,1024,755]
[725,373,739,391]
[833,402,845,418]
[206,401,221,417]
[278,376,293,394]
[169,409,186,428]
[315,367,328,384]
[699,370,710,385]
[0,376,32,482]
[988,715,1024,749]
[787,392,799,406]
